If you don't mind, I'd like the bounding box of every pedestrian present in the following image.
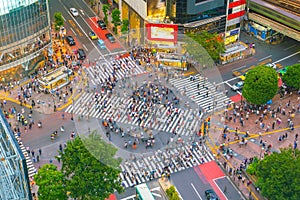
[38,148,42,155]
[36,155,40,162]
[223,185,227,193]
[31,150,35,157]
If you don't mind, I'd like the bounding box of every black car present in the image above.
[66,36,75,46]
[105,33,116,43]
[97,20,106,30]
[77,49,86,60]
[205,189,219,200]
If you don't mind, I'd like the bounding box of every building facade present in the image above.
[0,0,51,82]
[0,110,32,200]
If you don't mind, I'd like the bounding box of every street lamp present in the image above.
[98,2,101,15]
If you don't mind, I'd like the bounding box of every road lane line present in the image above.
[191,183,203,200]
[273,51,300,64]
[284,44,296,51]
[70,28,77,36]
[62,15,66,21]
[259,55,272,62]
[82,44,88,51]
[120,194,135,200]
[212,179,229,200]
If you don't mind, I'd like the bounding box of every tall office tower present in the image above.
[0,0,51,82]
[0,110,32,200]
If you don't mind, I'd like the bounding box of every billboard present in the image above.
[146,23,178,43]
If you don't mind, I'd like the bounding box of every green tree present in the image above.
[121,19,129,34]
[166,186,181,200]
[282,64,300,89]
[242,66,278,105]
[102,4,110,24]
[111,9,121,34]
[58,131,123,200]
[248,148,300,200]
[54,12,64,31]
[34,164,67,200]
[186,31,225,62]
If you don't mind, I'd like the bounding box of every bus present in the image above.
[135,183,156,200]
[38,66,73,93]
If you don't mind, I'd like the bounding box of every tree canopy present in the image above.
[185,31,225,62]
[54,12,64,31]
[102,4,110,24]
[121,19,129,34]
[58,131,123,200]
[242,66,278,105]
[282,64,300,89]
[247,148,300,200]
[34,164,67,200]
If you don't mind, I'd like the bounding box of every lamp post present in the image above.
[98,2,101,15]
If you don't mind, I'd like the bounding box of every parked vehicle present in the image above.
[105,33,116,43]
[97,20,107,29]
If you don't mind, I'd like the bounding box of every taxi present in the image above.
[89,31,98,40]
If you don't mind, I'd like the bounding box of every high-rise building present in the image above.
[0,110,32,200]
[0,0,51,82]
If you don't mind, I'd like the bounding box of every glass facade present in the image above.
[166,0,227,24]
[0,0,51,73]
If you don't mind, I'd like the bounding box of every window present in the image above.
[195,0,208,3]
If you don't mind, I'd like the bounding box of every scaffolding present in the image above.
[0,110,32,200]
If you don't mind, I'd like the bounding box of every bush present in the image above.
[166,186,181,200]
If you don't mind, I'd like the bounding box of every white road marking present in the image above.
[191,183,203,200]
[82,44,88,51]
[212,179,229,200]
[120,195,135,200]
[62,15,66,21]
[150,186,160,192]
[152,193,161,197]
[259,55,272,62]
[70,28,77,36]
[273,51,300,64]
[284,44,296,51]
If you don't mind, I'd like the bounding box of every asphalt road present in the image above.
[171,166,244,200]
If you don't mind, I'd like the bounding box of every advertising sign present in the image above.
[146,23,178,43]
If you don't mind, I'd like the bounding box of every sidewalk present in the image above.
[206,92,300,200]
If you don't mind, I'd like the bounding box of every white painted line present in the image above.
[152,193,162,197]
[82,44,88,51]
[120,194,135,200]
[62,15,66,21]
[259,55,272,62]
[284,44,296,51]
[212,179,229,200]
[150,186,160,192]
[273,51,300,64]
[70,28,77,36]
[216,76,240,86]
[191,183,203,200]
[225,82,242,95]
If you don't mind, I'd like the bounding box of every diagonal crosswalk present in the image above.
[169,74,231,113]
[65,92,202,136]
[85,56,146,86]
[119,142,214,188]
